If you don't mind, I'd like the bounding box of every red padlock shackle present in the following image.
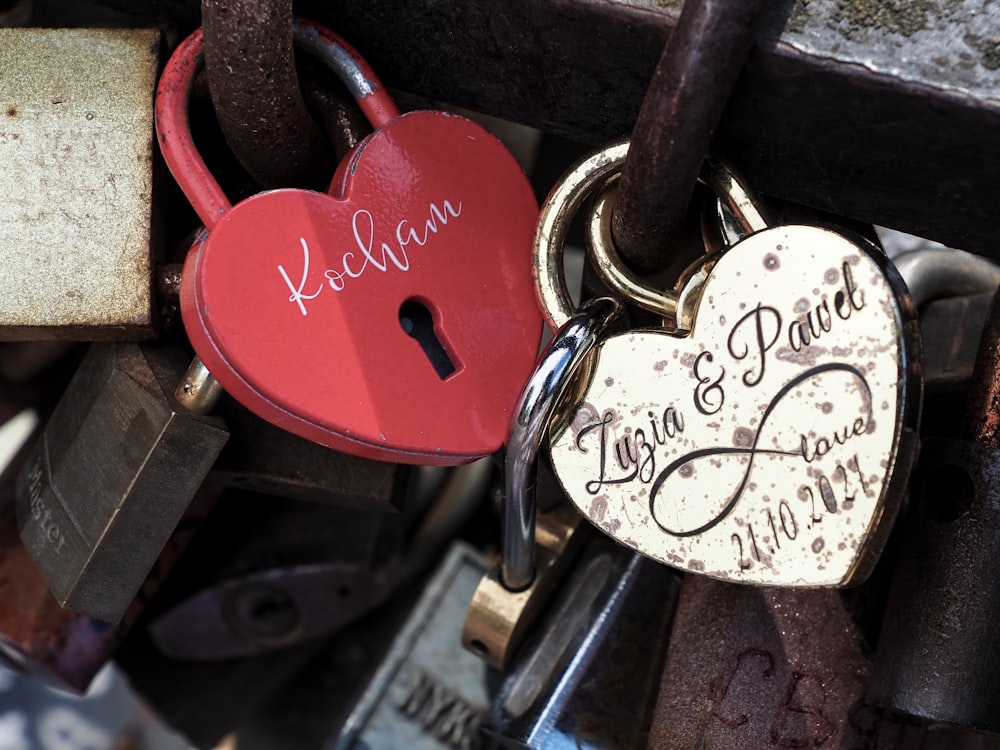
[156,17,400,229]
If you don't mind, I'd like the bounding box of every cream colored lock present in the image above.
[535,140,922,587]
[0,29,159,339]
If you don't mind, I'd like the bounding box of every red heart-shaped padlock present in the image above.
[158,21,542,465]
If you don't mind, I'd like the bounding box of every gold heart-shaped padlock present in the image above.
[535,141,921,586]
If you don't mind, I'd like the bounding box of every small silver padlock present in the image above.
[534,141,922,587]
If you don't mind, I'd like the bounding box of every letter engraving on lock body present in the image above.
[15,343,228,623]
[0,29,158,340]
[277,200,463,315]
[550,227,915,586]
[333,543,498,750]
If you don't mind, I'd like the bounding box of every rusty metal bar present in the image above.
[298,0,1000,258]
[963,289,1000,445]
[611,0,770,274]
[202,0,334,188]
[93,0,1000,255]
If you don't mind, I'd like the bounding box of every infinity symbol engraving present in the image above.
[649,363,872,537]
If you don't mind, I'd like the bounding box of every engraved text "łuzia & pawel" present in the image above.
[277,199,463,316]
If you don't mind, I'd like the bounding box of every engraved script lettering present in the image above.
[576,407,685,494]
[277,199,462,316]
[728,304,781,387]
[789,261,865,350]
[693,351,725,415]
[799,418,868,463]
[649,363,873,537]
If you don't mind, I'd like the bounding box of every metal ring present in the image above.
[587,154,771,321]
[534,141,629,330]
[501,296,624,591]
[588,174,677,323]
[534,141,771,330]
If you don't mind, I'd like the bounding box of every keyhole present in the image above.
[399,300,457,379]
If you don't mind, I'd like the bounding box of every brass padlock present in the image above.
[463,297,622,670]
[535,141,921,587]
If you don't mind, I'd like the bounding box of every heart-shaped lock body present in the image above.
[183,111,540,464]
[158,21,542,465]
[536,144,920,586]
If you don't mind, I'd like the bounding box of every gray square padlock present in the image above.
[15,342,227,623]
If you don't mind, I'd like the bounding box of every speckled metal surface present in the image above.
[202,0,334,189]
[0,29,159,340]
[548,225,920,586]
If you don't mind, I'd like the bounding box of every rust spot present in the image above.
[6,107,15,117]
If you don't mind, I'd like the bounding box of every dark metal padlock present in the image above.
[647,576,987,749]
[146,493,406,661]
[114,488,407,749]
[868,286,1000,733]
[481,536,680,750]
[209,397,407,510]
[15,342,227,623]
[0,380,220,692]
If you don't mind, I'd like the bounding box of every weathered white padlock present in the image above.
[535,141,922,586]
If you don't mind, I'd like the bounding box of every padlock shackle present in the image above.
[534,140,769,330]
[157,29,231,229]
[291,18,399,129]
[156,18,399,228]
[173,356,224,415]
[502,297,623,591]
[588,154,768,324]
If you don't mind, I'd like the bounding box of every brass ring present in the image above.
[533,140,629,330]
[586,155,771,321]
